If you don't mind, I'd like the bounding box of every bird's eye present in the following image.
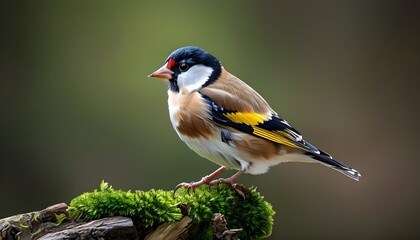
[179,63,189,72]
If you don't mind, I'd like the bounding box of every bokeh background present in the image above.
[2,1,420,239]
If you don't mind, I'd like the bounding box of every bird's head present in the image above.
[148,46,222,93]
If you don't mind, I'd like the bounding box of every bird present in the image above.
[148,46,360,190]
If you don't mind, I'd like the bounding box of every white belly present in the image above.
[178,134,246,171]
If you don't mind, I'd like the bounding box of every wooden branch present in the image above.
[0,203,241,240]
[1,182,274,239]
[40,216,137,240]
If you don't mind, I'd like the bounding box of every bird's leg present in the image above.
[174,166,226,193]
[209,169,244,186]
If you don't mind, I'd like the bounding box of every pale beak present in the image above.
[148,63,174,80]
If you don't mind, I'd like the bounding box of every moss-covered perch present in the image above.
[0,181,275,240]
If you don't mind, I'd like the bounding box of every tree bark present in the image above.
[0,203,240,240]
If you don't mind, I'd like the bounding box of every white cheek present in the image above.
[177,65,213,92]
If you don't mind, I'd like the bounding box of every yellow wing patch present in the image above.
[252,126,306,150]
[224,112,269,125]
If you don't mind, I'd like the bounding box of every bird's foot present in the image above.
[209,178,245,200]
[208,177,236,186]
[208,169,244,187]
[208,178,245,200]
[173,168,246,198]
[173,167,226,196]
[174,176,213,193]
[208,170,246,199]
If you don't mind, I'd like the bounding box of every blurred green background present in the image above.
[2,1,419,239]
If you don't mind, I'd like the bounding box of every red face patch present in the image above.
[166,58,176,70]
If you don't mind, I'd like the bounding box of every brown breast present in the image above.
[169,91,216,139]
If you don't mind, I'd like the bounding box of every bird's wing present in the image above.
[199,70,321,155]
[203,94,321,154]
[199,69,361,181]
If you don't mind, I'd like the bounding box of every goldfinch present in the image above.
[148,46,360,189]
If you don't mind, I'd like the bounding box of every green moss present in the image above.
[69,181,275,239]
[68,181,182,230]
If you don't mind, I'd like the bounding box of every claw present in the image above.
[172,168,246,198]
[208,170,246,199]
[232,184,246,200]
[173,167,227,197]
[209,169,244,186]
[173,181,200,196]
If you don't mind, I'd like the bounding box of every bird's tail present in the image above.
[306,149,361,181]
